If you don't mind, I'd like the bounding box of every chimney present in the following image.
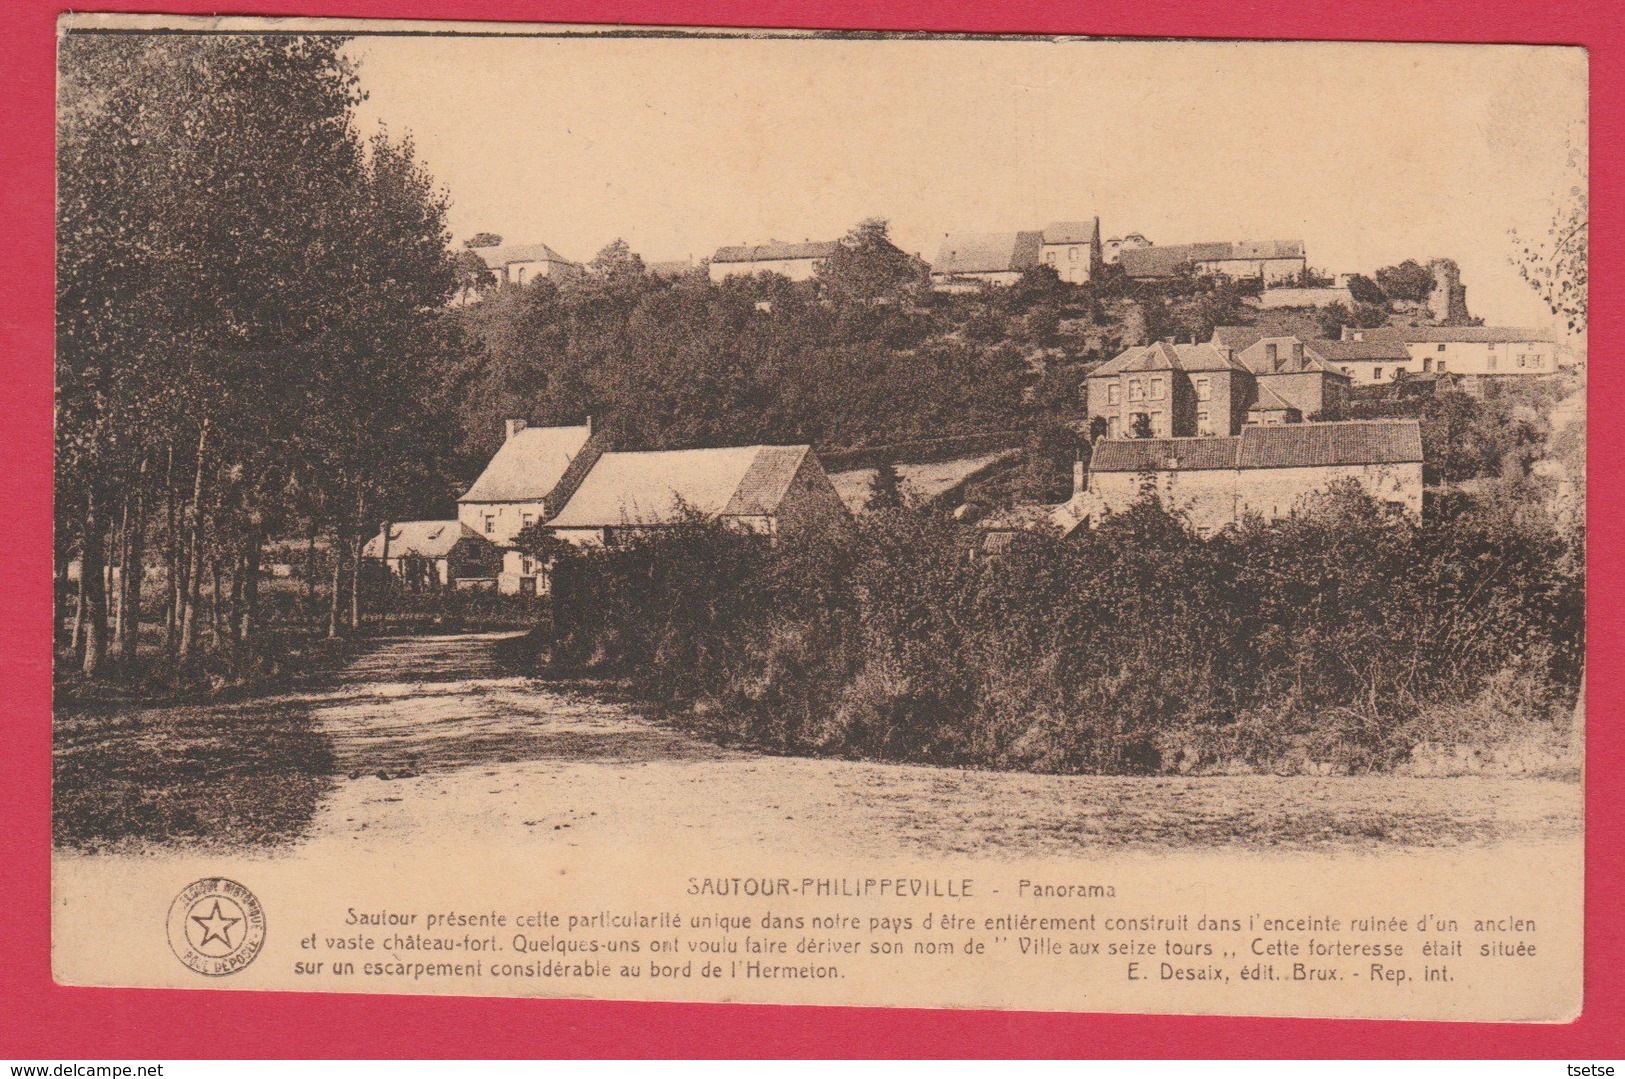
[505,418,527,442]
[585,415,593,434]
[1292,342,1304,368]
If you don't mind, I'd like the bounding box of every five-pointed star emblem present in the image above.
[190,899,242,949]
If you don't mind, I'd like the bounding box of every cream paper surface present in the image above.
[53,15,1587,1020]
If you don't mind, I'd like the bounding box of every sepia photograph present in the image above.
[50,16,1587,1020]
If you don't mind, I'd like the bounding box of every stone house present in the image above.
[930,231,1044,290]
[1084,420,1424,535]
[546,444,850,547]
[1307,338,1415,386]
[458,420,613,594]
[1342,325,1559,380]
[475,242,581,289]
[1119,239,1307,284]
[708,240,841,282]
[361,521,502,590]
[1101,233,1152,265]
[1039,218,1103,285]
[1084,336,1350,439]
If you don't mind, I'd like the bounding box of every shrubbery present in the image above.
[537,485,1583,776]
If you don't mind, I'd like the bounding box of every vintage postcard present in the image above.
[52,15,1587,1021]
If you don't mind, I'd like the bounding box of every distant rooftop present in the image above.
[711,240,841,264]
[1091,420,1423,473]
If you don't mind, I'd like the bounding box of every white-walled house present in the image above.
[1039,219,1102,285]
[1342,325,1559,379]
[930,231,1044,290]
[476,242,581,288]
[1084,420,1424,535]
[361,521,502,589]
[458,420,599,546]
[708,240,841,282]
[546,444,850,547]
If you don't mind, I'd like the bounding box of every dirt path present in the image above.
[288,633,1581,861]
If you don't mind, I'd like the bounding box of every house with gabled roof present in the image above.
[476,242,581,288]
[361,521,501,590]
[1342,324,1560,381]
[930,231,1045,290]
[1040,218,1103,284]
[547,444,850,547]
[458,420,609,546]
[1083,420,1424,534]
[708,240,842,282]
[1085,341,1256,438]
[1119,239,1307,284]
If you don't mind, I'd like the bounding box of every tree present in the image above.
[465,232,503,248]
[588,238,646,280]
[1345,273,1387,307]
[1130,413,1154,440]
[868,462,905,510]
[57,33,464,680]
[1511,181,1587,334]
[1374,260,1433,304]
[815,218,928,305]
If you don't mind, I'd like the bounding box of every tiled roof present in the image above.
[1234,421,1423,469]
[1091,341,1247,377]
[476,242,575,269]
[1090,437,1241,473]
[1089,420,1422,474]
[932,231,1045,275]
[711,240,841,264]
[1308,339,1410,362]
[1247,383,1301,414]
[1120,240,1305,278]
[1358,326,1547,342]
[547,445,814,528]
[459,425,594,504]
[362,521,481,560]
[1210,326,1268,352]
[1042,220,1099,245]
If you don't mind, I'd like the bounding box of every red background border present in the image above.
[2,0,1618,1058]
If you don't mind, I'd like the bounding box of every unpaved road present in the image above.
[282,634,1579,859]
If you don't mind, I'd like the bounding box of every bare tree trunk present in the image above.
[177,422,209,664]
[164,444,180,657]
[326,522,346,640]
[80,488,108,679]
[111,489,129,660]
[116,471,146,675]
[236,516,262,651]
[71,562,86,656]
[349,485,366,633]
[377,518,393,635]
[209,557,223,643]
[304,514,320,614]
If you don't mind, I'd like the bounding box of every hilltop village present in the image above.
[368,218,1577,593]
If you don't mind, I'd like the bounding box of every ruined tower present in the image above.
[1427,259,1471,324]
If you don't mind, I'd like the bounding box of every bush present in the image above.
[541,488,1583,776]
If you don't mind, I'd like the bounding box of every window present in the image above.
[1150,377,1166,400]
[1437,361,1447,373]
[522,512,536,528]
[1373,368,1382,380]
[1487,355,1498,371]
[1046,251,1057,263]
[1533,353,1544,368]
[1129,379,1145,402]
[1195,376,1211,401]
[1438,344,1447,352]
[1107,383,1121,405]
[483,515,495,535]
[1151,411,1165,434]
[1517,354,1527,369]
[1422,358,1432,373]
[1196,410,1211,435]
[1265,343,1278,367]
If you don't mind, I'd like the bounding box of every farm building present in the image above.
[546,444,849,546]
[361,521,502,589]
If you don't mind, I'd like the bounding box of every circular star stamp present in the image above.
[167,878,267,976]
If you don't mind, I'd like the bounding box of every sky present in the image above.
[347,31,1587,330]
